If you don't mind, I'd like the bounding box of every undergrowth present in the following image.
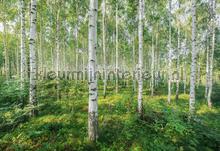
[0,80,219,151]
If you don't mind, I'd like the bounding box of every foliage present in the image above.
[0,82,219,151]
[0,77,28,105]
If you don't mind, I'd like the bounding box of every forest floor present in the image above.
[0,81,220,151]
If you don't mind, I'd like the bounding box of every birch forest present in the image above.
[0,0,220,150]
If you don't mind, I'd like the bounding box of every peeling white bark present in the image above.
[20,0,26,105]
[20,0,26,83]
[29,0,37,116]
[88,0,98,141]
[138,0,144,116]
[189,0,197,116]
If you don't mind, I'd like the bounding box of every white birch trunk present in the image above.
[51,47,54,71]
[56,8,61,100]
[102,0,107,98]
[132,35,136,92]
[75,29,79,74]
[183,38,187,94]
[88,0,98,141]
[138,0,144,116]
[20,0,26,82]
[20,0,26,105]
[16,41,20,76]
[189,0,197,116]
[168,0,172,104]
[3,21,9,81]
[40,0,44,72]
[197,57,201,86]
[176,26,180,100]
[155,30,159,87]
[207,0,216,108]
[29,0,37,116]
[151,35,154,96]
[183,58,187,94]
[75,2,79,76]
[205,40,210,98]
[115,3,119,93]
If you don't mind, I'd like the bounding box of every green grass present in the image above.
[0,81,220,151]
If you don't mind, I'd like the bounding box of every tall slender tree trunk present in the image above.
[155,28,159,87]
[3,21,9,81]
[82,41,86,81]
[151,35,154,96]
[207,0,216,108]
[63,30,66,80]
[115,3,119,93]
[56,8,61,100]
[102,0,107,98]
[168,0,172,104]
[189,0,197,117]
[138,0,144,117]
[183,38,187,94]
[20,0,26,106]
[40,0,44,73]
[88,0,98,142]
[51,47,54,71]
[197,56,201,86]
[75,29,79,74]
[157,31,161,85]
[16,41,20,76]
[205,39,210,98]
[176,24,180,100]
[82,51,85,81]
[75,2,79,78]
[29,0,37,116]
[132,35,136,92]
[183,61,187,94]
[39,0,43,76]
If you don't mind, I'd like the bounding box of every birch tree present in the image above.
[2,0,9,81]
[88,0,98,141]
[3,21,9,81]
[29,0,37,116]
[115,2,119,93]
[132,34,136,92]
[168,0,172,104]
[207,0,216,108]
[205,38,210,98]
[20,0,26,105]
[102,0,107,98]
[138,0,144,116]
[183,37,187,94]
[176,18,180,100]
[56,6,61,100]
[189,0,197,117]
[151,35,154,96]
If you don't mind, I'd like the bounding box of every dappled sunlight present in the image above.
[34,114,71,124]
[197,104,220,115]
